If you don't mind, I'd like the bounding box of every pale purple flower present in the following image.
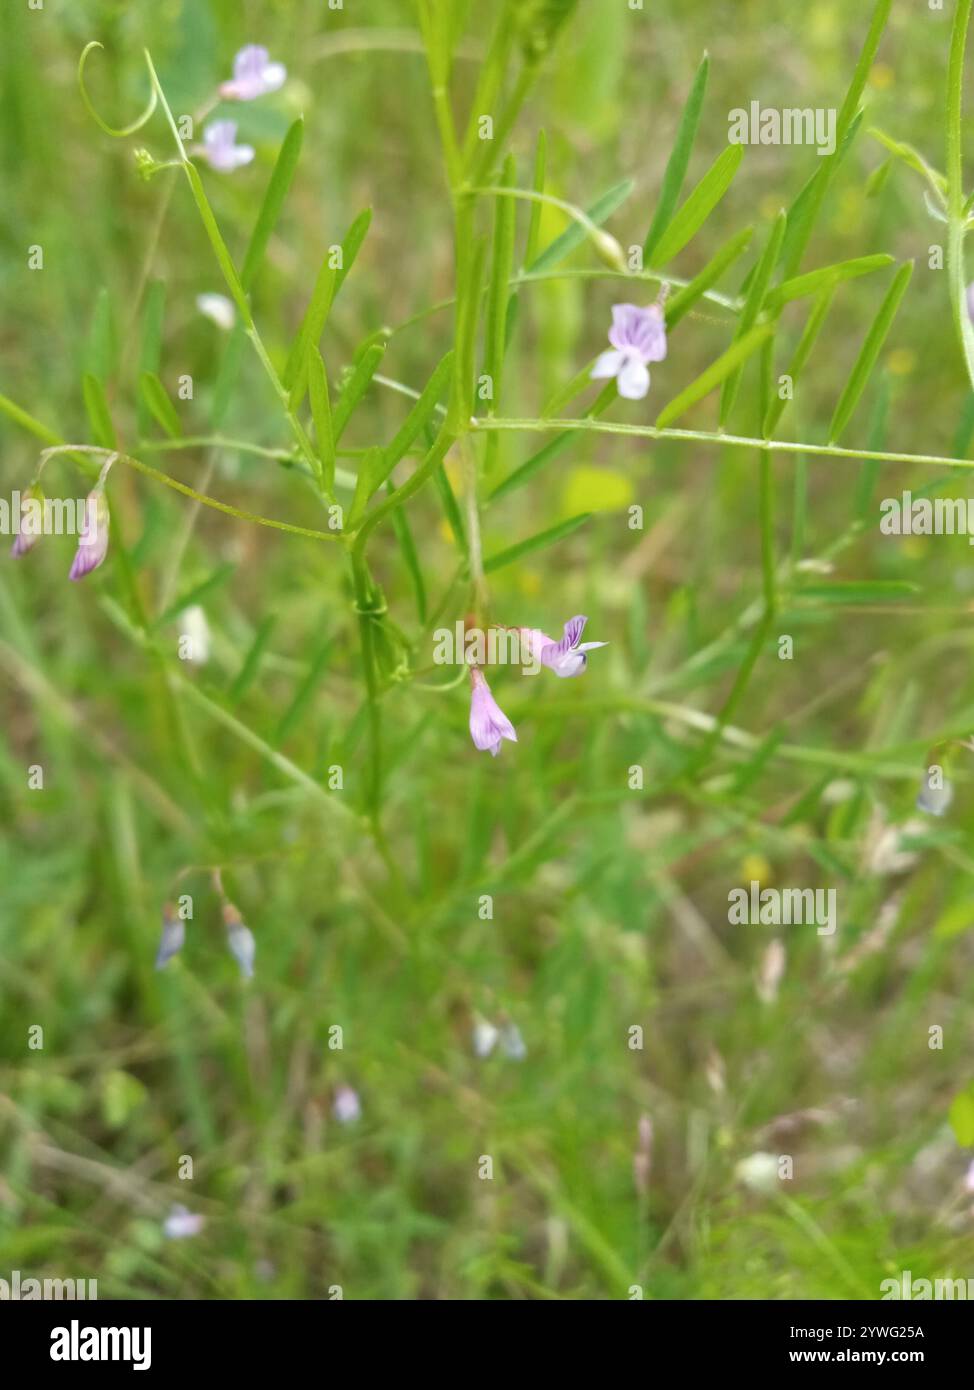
[163,1203,205,1239]
[223,904,255,978]
[333,1085,361,1124]
[11,483,44,558]
[965,1158,974,1194]
[633,1114,653,1196]
[155,906,185,970]
[219,46,286,101]
[516,615,607,678]
[469,667,517,756]
[68,491,110,581]
[200,120,255,173]
[592,302,667,400]
[967,282,974,326]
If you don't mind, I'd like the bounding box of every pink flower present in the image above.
[11,482,44,558]
[68,491,110,581]
[469,667,517,756]
[333,1085,361,1124]
[219,46,286,102]
[516,615,607,678]
[592,302,667,400]
[199,120,255,172]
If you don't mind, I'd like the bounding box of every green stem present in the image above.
[39,446,340,542]
[470,416,974,472]
[947,0,974,391]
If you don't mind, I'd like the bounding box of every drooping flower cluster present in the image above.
[12,459,114,580]
[468,614,606,756]
[153,894,256,979]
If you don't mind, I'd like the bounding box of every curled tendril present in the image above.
[78,41,158,138]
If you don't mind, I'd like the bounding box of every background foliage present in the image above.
[1,0,974,1299]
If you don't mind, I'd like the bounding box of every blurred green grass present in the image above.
[1,0,974,1299]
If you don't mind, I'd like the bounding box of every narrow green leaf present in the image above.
[484,154,518,414]
[347,447,382,531]
[210,320,246,429]
[527,179,633,274]
[308,350,332,492]
[719,210,786,425]
[274,635,333,746]
[137,280,166,436]
[868,127,946,197]
[643,52,709,260]
[655,323,774,428]
[524,129,547,267]
[665,226,752,328]
[828,260,913,443]
[387,481,427,622]
[229,615,276,706]
[86,287,116,383]
[377,351,453,489]
[139,371,182,439]
[332,343,386,444]
[283,208,372,404]
[241,117,304,292]
[82,373,117,449]
[764,254,894,312]
[484,512,592,573]
[333,207,372,301]
[0,394,61,446]
[763,286,835,437]
[779,0,892,276]
[283,258,336,397]
[650,145,743,268]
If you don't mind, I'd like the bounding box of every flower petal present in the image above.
[617,355,650,400]
[591,349,625,380]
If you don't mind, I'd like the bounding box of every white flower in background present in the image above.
[196,293,236,331]
[163,1203,204,1239]
[734,1152,779,1194]
[223,903,255,979]
[965,1158,974,1194]
[756,939,785,1005]
[154,906,185,970]
[916,767,953,817]
[219,46,286,102]
[199,120,254,173]
[864,813,924,876]
[333,1085,361,1124]
[179,605,211,664]
[499,1022,527,1061]
[472,1018,500,1058]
